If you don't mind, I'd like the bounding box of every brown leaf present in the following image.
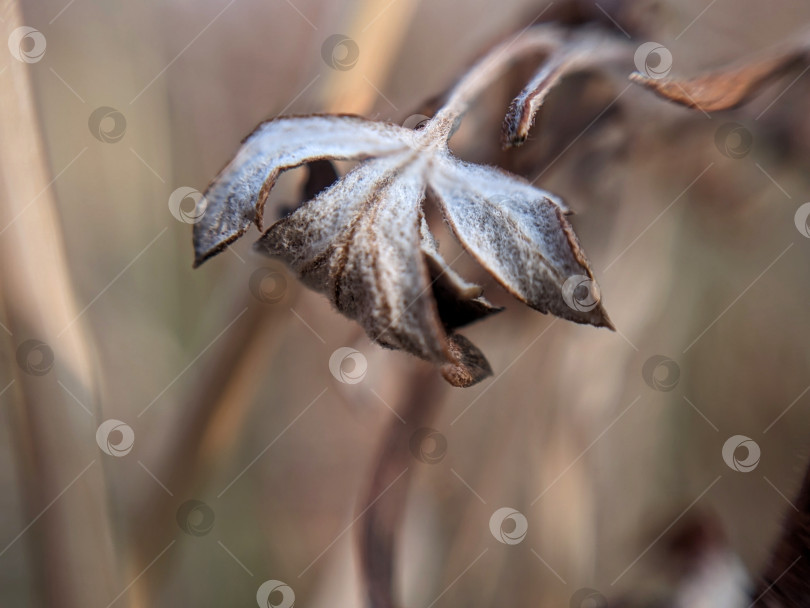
[440,333,493,388]
[502,30,628,147]
[630,43,807,112]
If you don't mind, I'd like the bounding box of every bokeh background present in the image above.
[2,0,810,606]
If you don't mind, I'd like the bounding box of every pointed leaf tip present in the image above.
[441,333,493,388]
[629,46,806,112]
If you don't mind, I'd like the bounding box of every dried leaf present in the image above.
[630,39,808,112]
[420,218,503,331]
[255,154,448,363]
[429,157,612,328]
[194,25,614,386]
[441,333,493,388]
[503,31,628,147]
[193,115,405,263]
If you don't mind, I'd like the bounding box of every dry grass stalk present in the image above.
[0,0,120,605]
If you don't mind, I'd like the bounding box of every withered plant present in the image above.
[193,26,630,387]
[192,20,810,608]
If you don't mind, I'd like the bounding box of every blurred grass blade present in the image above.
[0,1,120,606]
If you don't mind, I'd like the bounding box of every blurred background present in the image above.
[2,0,810,606]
